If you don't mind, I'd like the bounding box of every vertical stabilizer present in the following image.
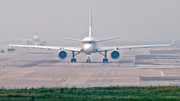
[89,6,92,37]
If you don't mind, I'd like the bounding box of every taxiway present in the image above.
[0,46,180,88]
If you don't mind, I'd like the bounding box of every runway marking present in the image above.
[147,69,170,86]
[52,55,102,87]
[52,78,67,87]
[147,69,164,77]
[165,81,170,86]
[52,63,89,87]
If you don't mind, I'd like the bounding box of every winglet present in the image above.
[171,39,175,45]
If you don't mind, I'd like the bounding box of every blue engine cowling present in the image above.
[111,51,120,60]
[58,51,67,59]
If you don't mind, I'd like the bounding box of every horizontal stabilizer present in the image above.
[97,37,121,43]
[61,37,82,42]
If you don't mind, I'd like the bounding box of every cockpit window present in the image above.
[81,41,96,44]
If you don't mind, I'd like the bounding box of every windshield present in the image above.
[81,41,96,44]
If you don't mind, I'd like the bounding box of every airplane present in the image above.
[9,7,175,63]
[7,35,46,46]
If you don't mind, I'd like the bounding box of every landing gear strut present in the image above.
[87,55,91,63]
[71,51,76,63]
[71,51,80,63]
[99,51,108,63]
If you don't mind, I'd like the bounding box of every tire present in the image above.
[106,59,108,63]
[103,59,105,63]
[71,59,73,63]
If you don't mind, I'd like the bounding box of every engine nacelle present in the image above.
[111,51,120,60]
[58,51,67,59]
[42,41,46,44]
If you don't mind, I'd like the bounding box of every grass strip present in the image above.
[0,86,180,101]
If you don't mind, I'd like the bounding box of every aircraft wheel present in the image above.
[87,60,91,63]
[71,59,74,63]
[71,58,76,63]
[103,58,108,63]
[106,59,108,63]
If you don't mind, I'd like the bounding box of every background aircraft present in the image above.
[7,35,46,46]
[9,7,174,63]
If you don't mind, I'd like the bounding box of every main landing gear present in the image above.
[71,51,80,63]
[99,51,108,63]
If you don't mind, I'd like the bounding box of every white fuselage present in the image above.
[81,37,97,55]
[33,35,40,42]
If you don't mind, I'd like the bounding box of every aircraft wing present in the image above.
[9,44,82,52]
[97,40,174,52]
[9,38,32,41]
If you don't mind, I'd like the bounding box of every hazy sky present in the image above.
[0,0,180,43]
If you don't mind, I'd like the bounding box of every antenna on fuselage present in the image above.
[89,6,92,37]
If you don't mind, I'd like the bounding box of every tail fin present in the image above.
[89,6,92,37]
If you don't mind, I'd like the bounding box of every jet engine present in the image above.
[27,41,30,43]
[58,51,67,59]
[41,41,46,44]
[111,51,120,60]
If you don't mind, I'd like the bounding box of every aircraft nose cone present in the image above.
[84,44,93,53]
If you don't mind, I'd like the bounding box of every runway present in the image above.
[0,47,180,88]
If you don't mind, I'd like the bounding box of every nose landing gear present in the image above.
[87,55,91,63]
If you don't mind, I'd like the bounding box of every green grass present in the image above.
[0,86,180,101]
